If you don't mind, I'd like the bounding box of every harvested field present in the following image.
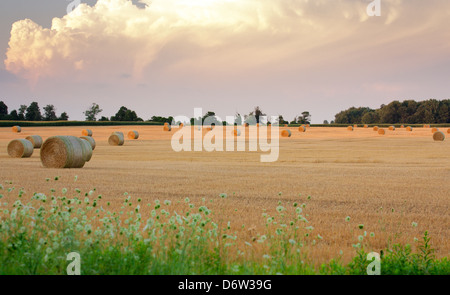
[0,125,449,264]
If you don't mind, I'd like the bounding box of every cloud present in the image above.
[3,0,450,87]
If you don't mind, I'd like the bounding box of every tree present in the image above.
[43,104,57,121]
[84,103,103,121]
[323,120,329,124]
[9,110,19,120]
[99,116,110,122]
[0,101,8,119]
[18,105,27,120]
[25,102,42,121]
[110,106,142,121]
[59,112,69,121]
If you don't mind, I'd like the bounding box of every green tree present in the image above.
[84,103,103,121]
[9,110,19,120]
[25,102,42,121]
[18,105,27,120]
[43,104,57,121]
[0,101,8,119]
[59,112,69,121]
[111,106,142,121]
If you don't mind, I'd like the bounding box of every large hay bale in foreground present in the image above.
[373,126,379,131]
[378,128,386,135]
[281,129,292,137]
[431,127,438,134]
[40,136,87,168]
[388,126,395,131]
[81,129,93,137]
[80,136,96,150]
[25,135,43,149]
[108,132,124,146]
[299,126,306,132]
[12,126,21,133]
[406,126,413,132]
[347,126,354,131]
[128,131,139,140]
[7,139,34,158]
[433,131,445,141]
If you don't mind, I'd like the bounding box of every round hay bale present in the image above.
[364,125,368,128]
[12,126,21,133]
[128,131,139,140]
[78,137,93,162]
[400,125,405,128]
[40,136,87,168]
[431,127,438,134]
[81,129,93,137]
[388,126,395,131]
[447,128,450,134]
[80,136,96,150]
[433,131,445,141]
[306,124,311,128]
[298,126,306,132]
[373,126,379,131]
[406,126,413,132]
[108,132,124,146]
[233,129,241,136]
[281,129,292,137]
[164,124,172,131]
[347,126,353,131]
[353,124,358,128]
[7,139,34,158]
[284,124,288,127]
[378,128,385,135]
[25,135,43,149]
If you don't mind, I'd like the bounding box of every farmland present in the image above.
[0,125,449,274]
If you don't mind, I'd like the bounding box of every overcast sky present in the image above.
[1,0,449,122]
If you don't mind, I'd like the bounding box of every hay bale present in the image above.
[128,131,139,140]
[80,136,96,150]
[378,128,385,135]
[81,129,93,137]
[40,136,87,168]
[433,131,445,141]
[298,126,306,132]
[400,125,405,128]
[306,124,311,128]
[388,126,395,131]
[78,138,93,162]
[109,132,124,146]
[406,126,413,132]
[25,135,43,149]
[284,124,288,127]
[7,139,34,158]
[347,126,354,131]
[354,124,358,128]
[163,124,172,131]
[12,126,21,133]
[364,125,368,128]
[373,126,379,131]
[281,129,292,137]
[447,128,450,134]
[431,127,438,133]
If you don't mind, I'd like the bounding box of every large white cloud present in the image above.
[4,0,450,86]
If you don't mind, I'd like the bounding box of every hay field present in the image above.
[0,126,449,264]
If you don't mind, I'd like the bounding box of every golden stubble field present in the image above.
[0,125,449,264]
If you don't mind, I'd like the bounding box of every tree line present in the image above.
[0,101,69,121]
[334,99,450,124]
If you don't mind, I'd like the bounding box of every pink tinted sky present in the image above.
[1,0,449,122]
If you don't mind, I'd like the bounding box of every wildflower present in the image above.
[164,200,171,206]
[358,235,364,242]
[358,224,364,230]
[276,206,285,213]
[185,197,190,203]
[345,216,351,222]
[74,175,78,182]
[412,222,418,227]
[244,242,252,247]
[289,239,296,245]
[219,193,227,199]
[62,188,67,194]
[296,207,302,214]
[370,232,375,238]
[317,234,323,240]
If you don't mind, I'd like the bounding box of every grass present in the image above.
[0,179,448,275]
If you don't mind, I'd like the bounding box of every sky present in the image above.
[0,0,449,122]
